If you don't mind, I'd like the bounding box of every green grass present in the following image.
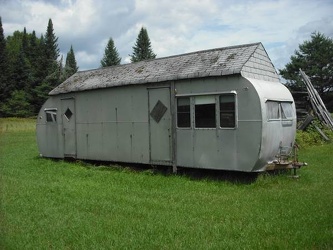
[0,118,36,133]
[1,119,332,249]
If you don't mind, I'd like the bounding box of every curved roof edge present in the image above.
[245,77,293,102]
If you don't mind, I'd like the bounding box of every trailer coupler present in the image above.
[265,144,308,178]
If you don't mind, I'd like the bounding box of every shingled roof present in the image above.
[49,42,279,95]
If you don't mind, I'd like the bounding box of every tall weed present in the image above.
[296,119,333,147]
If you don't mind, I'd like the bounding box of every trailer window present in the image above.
[281,102,293,119]
[177,97,191,128]
[44,108,57,122]
[266,101,280,120]
[195,96,216,128]
[220,94,235,128]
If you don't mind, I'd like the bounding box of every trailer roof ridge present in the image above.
[49,42,279,95]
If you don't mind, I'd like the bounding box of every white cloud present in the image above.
[1,0,332,71]
[76,50,99,67]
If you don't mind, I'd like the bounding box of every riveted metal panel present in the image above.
[36,96,64,158]
[74,85,150,164]
[148,88,172,163]
[175,76,262,171]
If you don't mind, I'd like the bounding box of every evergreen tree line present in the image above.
[2,15,330,118]
[0,17,156,118]
[0,18,78,117]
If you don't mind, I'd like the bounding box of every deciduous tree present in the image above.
[279,32,333,96]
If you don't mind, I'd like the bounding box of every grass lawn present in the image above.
[0,118,332,249]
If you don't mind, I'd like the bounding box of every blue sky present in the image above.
[1,0,332,72]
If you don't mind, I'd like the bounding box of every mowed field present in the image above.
[0,118,332,249]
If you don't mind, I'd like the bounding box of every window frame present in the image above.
[175,91,238,130]
[266,100,294,121]
[44,108,57,123]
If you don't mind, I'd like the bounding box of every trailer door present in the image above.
[61,98,76,158]
[148,87,172,164]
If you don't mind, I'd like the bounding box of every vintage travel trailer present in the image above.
[36,42,297,172]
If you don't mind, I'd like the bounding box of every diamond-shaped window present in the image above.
[150,100,167,123]
[64,108,73,120]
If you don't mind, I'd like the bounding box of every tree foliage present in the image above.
[0,17,159,117]
[130,27,156,63]
[101,38,121,67]
[0,90,33,117]
[0,17,10,114]
[44,19,59,70]
[64,45,78,78]
[0,17,76,117]
[279,32,333,95]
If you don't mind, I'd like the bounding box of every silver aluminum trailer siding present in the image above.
[36,43,296,172]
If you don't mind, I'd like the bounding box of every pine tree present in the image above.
[101,38,121,67]
[44,19,60,90]
[0,16,9,116]
[130,27,156,63]
[44,19,59,73]
[64,45,78,78]
[6,32,34,117]
[27,31,43,114]
[0,18,64,116]
[27,31,38,69]
[29,19,61,114]
[35,34,48,81]
[13,46,32,91]
[45,19,59,61]
[0,90,33,117]
[22,27,28,54]
[30,34,49,114]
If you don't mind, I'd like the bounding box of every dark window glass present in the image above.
[45,109,57,122]
[177,97,190,128]
[64,108,73,120]
[220,94,235,128]
[195,96,216,128]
